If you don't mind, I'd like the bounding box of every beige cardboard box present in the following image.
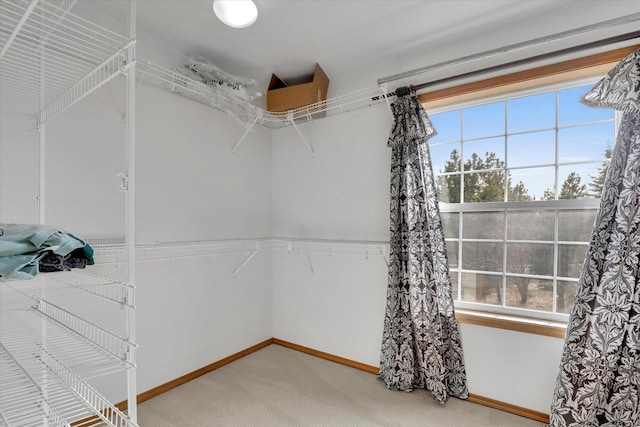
[266,63,329,112]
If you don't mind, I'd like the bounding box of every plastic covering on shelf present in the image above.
[179,55,262,101]
[138,59,254,127]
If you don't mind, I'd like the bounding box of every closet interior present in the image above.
[3,1,640,425]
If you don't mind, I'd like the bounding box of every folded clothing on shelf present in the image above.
[0,224,94,280]
[38,247,92,273]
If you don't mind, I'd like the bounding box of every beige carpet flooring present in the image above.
[138,344,546,426]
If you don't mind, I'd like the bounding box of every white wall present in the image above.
[271,107,391,240]
[0,112,39,224]
[272,251,388,365]
[270,104,564,414]
[462,324,564,412]
[133,82,274,395]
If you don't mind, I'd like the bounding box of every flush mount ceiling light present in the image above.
[213,0,258,29]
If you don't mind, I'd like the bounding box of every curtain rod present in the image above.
[377,12,640,87]
[411,30,640,93]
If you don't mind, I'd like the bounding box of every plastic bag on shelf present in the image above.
[179,55,262,101]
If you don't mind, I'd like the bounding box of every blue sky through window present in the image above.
[428,83,615,200]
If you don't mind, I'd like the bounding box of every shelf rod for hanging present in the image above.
[377,13,640,87]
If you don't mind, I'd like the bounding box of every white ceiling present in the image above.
[79,1,640,97]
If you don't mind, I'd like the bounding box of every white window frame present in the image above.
[428,76,618,323]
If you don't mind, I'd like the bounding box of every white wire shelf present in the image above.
[1,304,135,380]
[136,59,390,130]
[90,237,389,262]
[268,237,389,257]
[0,271,135,309]
[88,237,390,278]
[0,0,133,126]
[39,349,137,427]
[0,310,137,427]
[89,237,389,277]
[255,86,392,129]
[35,299,136,369]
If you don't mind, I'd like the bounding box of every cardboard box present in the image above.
[267,63,329,112]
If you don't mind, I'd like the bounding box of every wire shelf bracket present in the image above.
[296,251,315,276]
[232,111,261,153]
[232,243,262,277]
[287,110,315,156]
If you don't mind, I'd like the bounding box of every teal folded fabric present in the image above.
[0,253,46,280]
[0,224,94,280]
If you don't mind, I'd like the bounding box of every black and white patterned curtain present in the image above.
[379,87,468,404]
[550,48,640,427]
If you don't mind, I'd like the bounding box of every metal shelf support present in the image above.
[296,252,315,276]
[287,111,315,156]
[232,109,262,153]
[232,243,263,277]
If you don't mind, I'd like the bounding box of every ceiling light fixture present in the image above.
[213,0,258,29]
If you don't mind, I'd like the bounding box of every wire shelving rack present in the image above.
[0,272,138,426]
[0,0,139,425]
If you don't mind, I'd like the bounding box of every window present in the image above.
[428,80,616,322]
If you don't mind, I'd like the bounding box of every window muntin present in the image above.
[429,80,615,321]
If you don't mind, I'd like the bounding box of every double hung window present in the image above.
[428,79,616,321]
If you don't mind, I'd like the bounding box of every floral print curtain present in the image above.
[379,87,468,404]
[550,48,640,427]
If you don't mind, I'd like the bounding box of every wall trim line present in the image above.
[467,393,550,424]
[272,338,380,374]
[272,339,550,423]
[115,338,274,412]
